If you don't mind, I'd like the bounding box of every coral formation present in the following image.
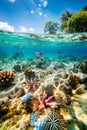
[69,75,81,89]
[22,78,39,92]
[24,67,35,79]
[73,60,87,73]
[0,70,15,86]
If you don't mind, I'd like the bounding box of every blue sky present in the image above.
[0,0,87,33]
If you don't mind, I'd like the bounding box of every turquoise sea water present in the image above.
[0,32,87,69]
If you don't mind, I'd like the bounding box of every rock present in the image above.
[0,106,9,117]
[81,75,87,87]
[14,87,25,97]
[73,60,87,73]
[13,64,21,72]
[44,84,54,96]
[75,84,86,95]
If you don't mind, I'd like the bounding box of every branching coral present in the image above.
[0,70,15,86]
[33,94,55,112]
[24,67,35,79]
[22,78,39,92]
[69,75,81,89]
[53,84,71,107]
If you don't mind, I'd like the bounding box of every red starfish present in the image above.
[33,94,54,112]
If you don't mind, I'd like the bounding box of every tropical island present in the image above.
[0,1,87,130]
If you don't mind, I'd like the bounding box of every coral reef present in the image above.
[22,78,39,92]
[73,60,87,73]
[0,70,15,86]
[24,67,35,79]
[68,75,81,89]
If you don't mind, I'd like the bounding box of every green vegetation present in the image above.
[67,11,87,32]
[60,6,87,33]
[60,10,73,22]
[44,20,59,34]
[44,6,87,33]
[60,10,73,32]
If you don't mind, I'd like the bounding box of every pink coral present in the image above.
[33,94,54,112]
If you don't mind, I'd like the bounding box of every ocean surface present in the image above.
[0,32,87,68]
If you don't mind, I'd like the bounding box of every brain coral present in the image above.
[0,70,15,86]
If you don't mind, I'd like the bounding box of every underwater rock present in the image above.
[35,58,50,69]
[75,84,86,95]
[0,106,9,117]
[68,75,81,89]
[44,84,54,96]
[13,64,22,72]
[59,83,72,95]
[73,60,87,73]
[53,62,65,70]
[81,75,87,87]
[13,87,25,97]
[21,92,33,103]
[8,87,25,99]
[13,63,28,72]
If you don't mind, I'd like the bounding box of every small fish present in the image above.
[35,52,43,57]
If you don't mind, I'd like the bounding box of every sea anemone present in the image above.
[34,110,66,130]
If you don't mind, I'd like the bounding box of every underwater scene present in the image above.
[0,31,87,130]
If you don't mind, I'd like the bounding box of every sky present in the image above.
[0,0,87,33]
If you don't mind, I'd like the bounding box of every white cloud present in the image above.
[29,28,34,32]
[43,0,48,7]
[8,0,15,3]
[0,21,14,32]
[20,26,35,33]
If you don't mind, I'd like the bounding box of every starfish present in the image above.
[33,94,55,112]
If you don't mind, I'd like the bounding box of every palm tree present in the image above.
[60,10,73,22]
[82,6,87,11]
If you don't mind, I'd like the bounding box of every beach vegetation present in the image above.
[60,10,73,32]
[67,11,87,32]
[44,20,59,34]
